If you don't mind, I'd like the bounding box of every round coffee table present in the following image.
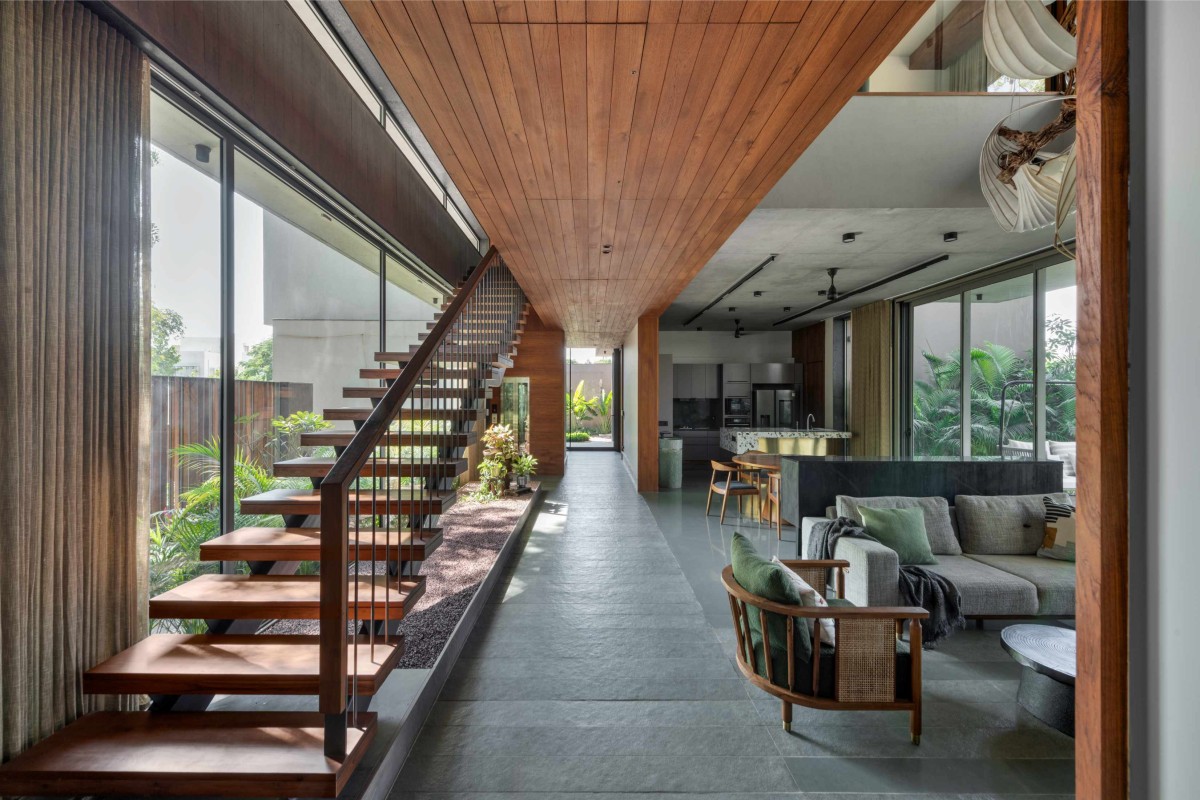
[1000,624,1076,737]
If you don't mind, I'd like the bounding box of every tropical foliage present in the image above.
[236,338,274,381]
[564,380,613,436]
[565,430,591,443]
[912,315,1077,458]
[151,304,186,376]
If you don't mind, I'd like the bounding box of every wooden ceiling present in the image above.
[344,0,929,346]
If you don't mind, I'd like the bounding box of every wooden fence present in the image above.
[150,376,313,514]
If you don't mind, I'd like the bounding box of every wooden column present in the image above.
[1075,2,1130,799]
[637,314,659,493]
[494,311,565,476]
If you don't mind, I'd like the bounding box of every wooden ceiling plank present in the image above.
[524,0,558,23]
[462,0,499,23]
[646,0,682,24]
[409,2,558,286]
[630,21,762,281]
[499,24,560,201]
[585,23,616,278]
[739,0,778,23]
[616,0,650,24]
[709,1,748,24]
[559,24,589,203]
[600,24,645,275]
[607,21,676,278]
[555,0,586,23]
[622,22,734,281]
[677,1,715,24]
[495,0,528,23]
[586,0,618,23]
[770,0,811,23]
[528,25,575,202]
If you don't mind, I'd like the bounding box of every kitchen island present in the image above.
[720,427,852,456]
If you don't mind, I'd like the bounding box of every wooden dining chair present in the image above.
[706,461,762,524]
[765,472,787,539]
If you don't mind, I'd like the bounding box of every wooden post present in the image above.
[1075,2,1130,798]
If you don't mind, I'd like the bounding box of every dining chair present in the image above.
[706,461,762,524]
[765,471,786,539]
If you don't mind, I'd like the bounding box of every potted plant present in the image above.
[481,423,519,491]
[476,457,507,500]
[512,451,538,490]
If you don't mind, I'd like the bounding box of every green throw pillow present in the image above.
[729,532,811,663]
[859,506,938,566]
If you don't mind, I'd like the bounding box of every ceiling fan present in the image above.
[817,268,840,301]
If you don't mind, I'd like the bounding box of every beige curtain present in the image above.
[1,1,148,761]
[947,37,1001,92]
[849,301,893,457]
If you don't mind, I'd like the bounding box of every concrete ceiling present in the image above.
[661,94,1074,332]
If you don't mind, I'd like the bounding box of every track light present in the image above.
[842,232,856,244]
[944,232,958,243]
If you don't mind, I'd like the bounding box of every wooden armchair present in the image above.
[722,559,929,744]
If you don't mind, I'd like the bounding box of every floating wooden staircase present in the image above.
[0,248,527,797]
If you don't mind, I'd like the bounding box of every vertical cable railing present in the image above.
[319,247,525,758]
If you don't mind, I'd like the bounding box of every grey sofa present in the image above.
[801,494,1075,618]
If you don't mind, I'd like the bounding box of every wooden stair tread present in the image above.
[0,711,374,798]
[360,367,480,380]
[84,634,401,696]
[199,526,443,562]
[149,574,424,621]
[299,430,476,447]
[241,487,457,516]
[343,385,485,400]
[323,407,479,422]
[273,456,467,479]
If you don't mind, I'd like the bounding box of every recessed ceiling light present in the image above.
[753,290,763,297]
[783,306,791,312]
[727,306,736,312]
[842,232,856,244]
[944,231,958,243]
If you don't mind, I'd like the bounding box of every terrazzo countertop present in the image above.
[720,427,852,454]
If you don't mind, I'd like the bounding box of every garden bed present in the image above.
[265,483,536,668]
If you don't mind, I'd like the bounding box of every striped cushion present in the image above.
[1038,497,1077,561]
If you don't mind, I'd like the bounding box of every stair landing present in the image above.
[0,711,375,797]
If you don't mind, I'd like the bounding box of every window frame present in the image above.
[894,244,1077,459]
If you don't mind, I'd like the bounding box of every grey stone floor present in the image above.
[389,452,1074,798]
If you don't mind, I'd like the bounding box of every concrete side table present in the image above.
[658,437,682,489]
[1001,624,1076,737]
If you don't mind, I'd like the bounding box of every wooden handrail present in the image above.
[318,245,503,750]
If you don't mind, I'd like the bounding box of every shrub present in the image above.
[565,430,591,442]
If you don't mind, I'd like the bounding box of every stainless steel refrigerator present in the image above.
[754,388,796,428]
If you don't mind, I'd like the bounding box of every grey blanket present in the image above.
[808,517,965,647]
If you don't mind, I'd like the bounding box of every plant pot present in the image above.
[516,473,529,489]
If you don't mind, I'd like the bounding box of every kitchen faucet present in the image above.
[806,413,816,431]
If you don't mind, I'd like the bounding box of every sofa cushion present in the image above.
[1049,441,1077,476]
[954,493,1071,555]
[967,555,1075,616]
[860,506,938,566]
[837,495,962,556]
[923,555,1039,616]
[1038,497,1077,561]
[730,533,810,661]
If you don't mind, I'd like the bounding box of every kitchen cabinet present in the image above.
[677,429,721,461]
[672,364,719,398]
[751,362,796,385]
[723,363,750,382]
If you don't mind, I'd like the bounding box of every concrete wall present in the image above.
[658,330,792,364]
[1133,3,1200,795]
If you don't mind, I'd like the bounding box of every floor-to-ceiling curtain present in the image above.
[849,301,894,457]
[1,1,148,761]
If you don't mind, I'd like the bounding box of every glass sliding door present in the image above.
[147,92,226,622]
[565,347,616,450]
[901,253,1077,488]
[969,274,1036,458]
[910,296,962,458]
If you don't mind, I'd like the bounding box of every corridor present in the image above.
[390,452,1074,798]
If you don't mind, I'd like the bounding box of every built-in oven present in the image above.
[724,397,751,416]
[724,415,750,428]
